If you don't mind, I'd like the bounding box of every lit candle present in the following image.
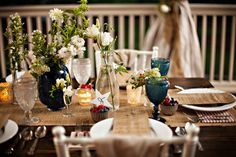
[0,82,13,104]
[126,84,142,105]
[77,84,94,106]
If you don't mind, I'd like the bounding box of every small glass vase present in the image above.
[95,52,120,111]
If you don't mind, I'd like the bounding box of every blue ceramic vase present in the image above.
[145,77,169,121]
[38,65,70,111]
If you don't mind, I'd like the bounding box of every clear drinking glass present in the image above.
[72,58,91,86]
[14,77,39,124]
[63,91,74,117]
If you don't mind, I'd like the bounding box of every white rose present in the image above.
[85,24,100,38]
[100,32,113,46]
[58,47,71,61]
[71,35,85,47]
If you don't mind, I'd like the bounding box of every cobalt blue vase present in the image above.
[145,77,169,121]
[38,65,70,111]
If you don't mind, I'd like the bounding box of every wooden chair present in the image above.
[52,125,200,157]
[94,48,152,76]
[113,49,153,71]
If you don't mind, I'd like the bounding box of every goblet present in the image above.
[72,58,91,86]
[14,77,39,124]
[63,90,74,117]
[145,77,169,122]
[151,58,170,76]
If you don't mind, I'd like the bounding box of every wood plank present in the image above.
[219,16,226,81]
[209,16,217,81]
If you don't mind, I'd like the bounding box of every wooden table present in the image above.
[0,78,236,157]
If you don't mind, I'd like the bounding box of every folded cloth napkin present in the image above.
[95,136,161,157]
[196,111,235,123]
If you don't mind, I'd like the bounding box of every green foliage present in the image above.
[4,13,28,71]
[127,68,165,89]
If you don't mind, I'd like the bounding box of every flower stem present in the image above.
[103,53,115,110]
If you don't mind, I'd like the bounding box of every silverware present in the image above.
[185,123,204,151]
[174,127,185,154]
[5,127,28,155]
[175,125,204,152]
[27,126,47,155]
[20,128,33,150]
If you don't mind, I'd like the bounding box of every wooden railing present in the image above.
[0,4,236,92]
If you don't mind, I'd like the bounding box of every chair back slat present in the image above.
[52,125,200,157]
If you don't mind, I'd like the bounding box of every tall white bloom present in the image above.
[49,8,64,24]
[85,24,100,38]
[100,32,113,46]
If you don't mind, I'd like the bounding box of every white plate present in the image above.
[90,118,172,139]
[178,88,225,94]
[6,71,25,83]
[0,120,18,144]
[179,88,236,111]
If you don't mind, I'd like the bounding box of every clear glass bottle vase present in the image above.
[95,52,120,111]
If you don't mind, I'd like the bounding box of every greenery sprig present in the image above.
[127,68,166,89]
[4,13,28,71]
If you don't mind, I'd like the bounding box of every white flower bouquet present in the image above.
[30,0,88,77]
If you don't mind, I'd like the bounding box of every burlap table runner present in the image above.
[112,108,150,135]
[0,90,236,127]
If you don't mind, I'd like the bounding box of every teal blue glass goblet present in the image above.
[145,77,169,122]
[151,58,170,76]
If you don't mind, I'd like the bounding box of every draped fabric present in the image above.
[95,136,161,157]
[143,0,204,77]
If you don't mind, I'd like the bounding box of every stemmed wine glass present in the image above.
[145,77,169,122]
[14,77,40,124]
[151,58,170,76]
[63,86,74,117]
[72,58,91,86]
